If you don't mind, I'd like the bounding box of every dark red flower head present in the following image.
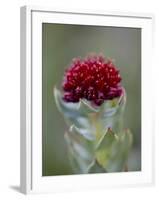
[62,54,123,106]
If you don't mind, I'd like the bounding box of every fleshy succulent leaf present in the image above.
[54,87,98,133]
[70,124,95,141]
[64,131,93,173]
[87,160,107,173]
[95,128,117,169]
[98,91,126,133]
[100,91,126,117]
[95,128,133,172]
[64,124,96,173]
[54,87,79,118]
[105,129,132,172]
[78,99,99,114]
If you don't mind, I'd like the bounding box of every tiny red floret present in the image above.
[62,54,122,106]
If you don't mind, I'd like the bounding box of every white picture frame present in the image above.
[20,5,154,194]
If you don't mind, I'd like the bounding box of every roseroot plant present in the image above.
[54,54,133,174]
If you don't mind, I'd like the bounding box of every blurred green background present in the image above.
[42,23,141,176]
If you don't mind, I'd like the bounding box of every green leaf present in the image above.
[105,129,132,172]
[78,99,99,114]
[70,124,95,141]
[95,128,133,172]
[98,91,127,133]
[64,126,95,173]
[54,87,79,118]
[64,132,92,173]
[71,126,94,155]
[100,99,119,117]
[100,91,126,117]
[95,128,117,169]
[54,87,99,117]
[53,87,96,133]
[87,160,107,173]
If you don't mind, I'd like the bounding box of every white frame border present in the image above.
[20,6,155,194]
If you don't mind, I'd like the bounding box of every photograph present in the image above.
[42,23,141,176]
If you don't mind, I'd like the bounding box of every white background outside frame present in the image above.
[0,0,159,200]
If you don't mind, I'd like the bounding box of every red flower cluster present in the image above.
[62,54,122,106]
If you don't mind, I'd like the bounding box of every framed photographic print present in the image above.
[20,6,154,194]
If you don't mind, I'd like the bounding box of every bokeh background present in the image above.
[42,23,141,176]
